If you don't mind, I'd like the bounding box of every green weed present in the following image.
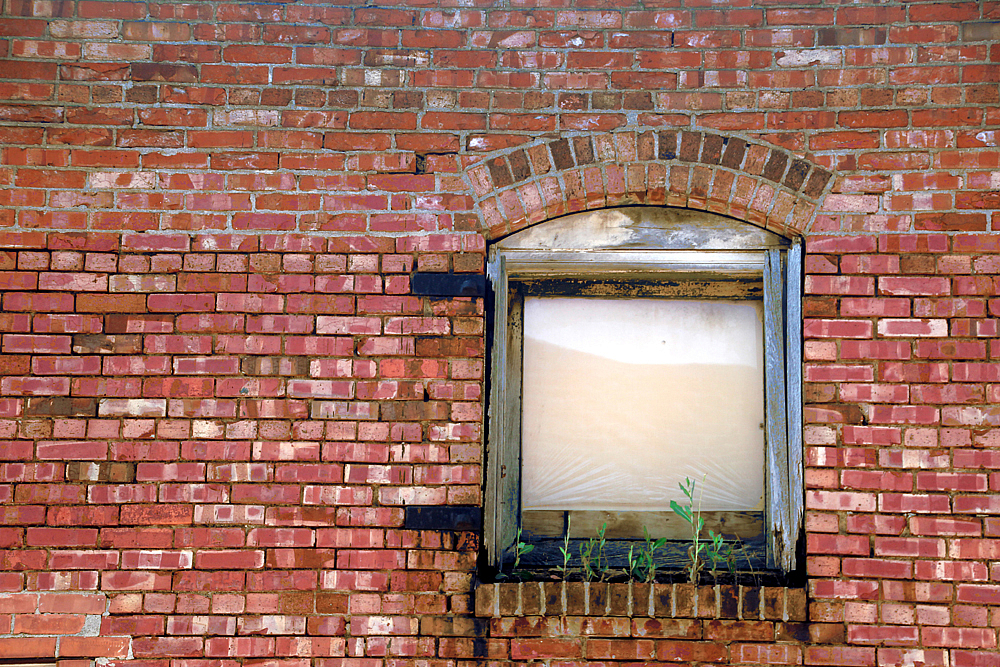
[669,476,705,585]
[558,514,573,578]
[497,526,534,581]
[579,521,608,581]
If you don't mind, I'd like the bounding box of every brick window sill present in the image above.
[475,582,807,622]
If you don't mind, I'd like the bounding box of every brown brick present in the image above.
[679,131,702,161]
[818,27,886,46]
[777,621,810,642]
[452,253,484,273]
[899,254,936,274]
[487,156,513,188]
[637,131,655,161]
[718,585,738,618]
[674,583,695,617]
[317,592,348,614]
[379,401,449,421]
[65,461,135,483]
[76,294,147,313]
[572,136,594,165]
[526,144,551,175]
[508,149,530,182]
[787,588,807,621]
[623,91,653,109]
[549,138,573,171]
[784,159,811,190]
[632,583,651,616]
[421,615,488,636]
[697,585,716,618]
[742,586,761,619]
[658,130,678,160]
[809,622,846,644]
[72,334,141,354]
[543,582,562,616]
[721,138,747,169]
[701,133,724,165]
[125,85,157,104]
[802,168,832,197]
[497,583,518,616]
[588,582,608,615]
[608,583,629,616]
[565,582,586,615]
[241,356,311,376]
[653,583,673,617]
[762,587,783,620]
[24,397,97,417]
[762,151,789,183]
[521,581,541,616]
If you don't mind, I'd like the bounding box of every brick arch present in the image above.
[466,129,835,241]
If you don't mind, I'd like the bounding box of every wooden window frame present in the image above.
[484,208,803,574]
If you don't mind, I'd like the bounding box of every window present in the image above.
[485,207,802,573]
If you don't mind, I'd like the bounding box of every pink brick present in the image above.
[805,275,875,295]
[877,319,948,337]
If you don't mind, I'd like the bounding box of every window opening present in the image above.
[485,206,803,576]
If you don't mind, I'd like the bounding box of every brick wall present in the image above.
[1,0,999,664]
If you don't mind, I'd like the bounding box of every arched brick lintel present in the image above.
[467,129,835,242]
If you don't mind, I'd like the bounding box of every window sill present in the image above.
[475,581,807,622]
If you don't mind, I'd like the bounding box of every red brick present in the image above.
[0,637,57,658]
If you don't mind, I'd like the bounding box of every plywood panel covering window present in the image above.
[485,206,803,574]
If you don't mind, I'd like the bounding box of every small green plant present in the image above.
[670,477,705,585]
[558,515,573,578]
[497,526,534,581]
[640,526,668,583]
[626,543,639,580]
[626,526,666,582]
[705,528,735,579]
[579,522,608,581]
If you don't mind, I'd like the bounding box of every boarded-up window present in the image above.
[485,207,803,573]
[521,297,765,514]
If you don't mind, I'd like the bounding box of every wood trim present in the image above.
[523,509,764,542]
[519,276,762,300]
[784,240,804,572]
[485,254,508,567]
[763,249,789,571]
[501,249,767,280]
[501,292,523,562]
